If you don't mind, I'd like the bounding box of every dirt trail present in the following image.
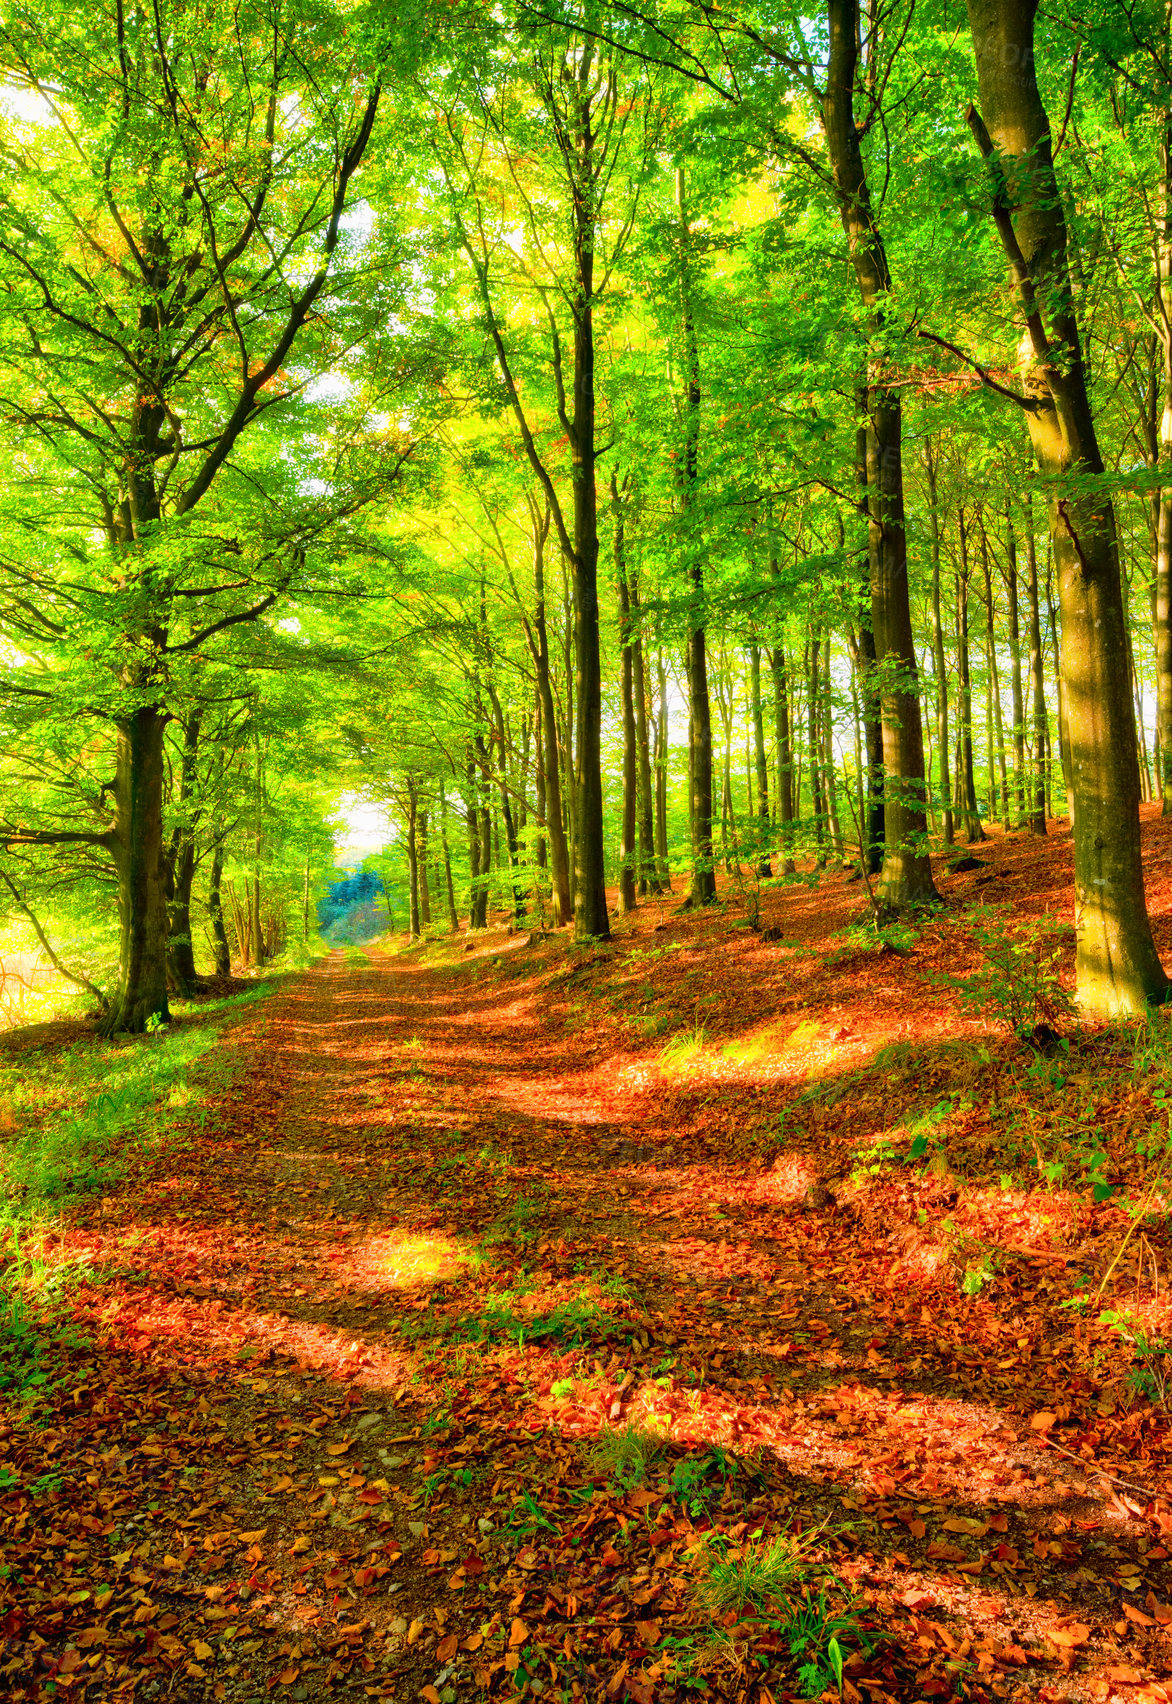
[7,861,1172,1702]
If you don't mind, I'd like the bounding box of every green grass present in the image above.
[697,1531,812,1617]
[0,983,273,1394]
[659,1023,708,1074]
[1,1013,250,1212]
[587,1422,662,1490]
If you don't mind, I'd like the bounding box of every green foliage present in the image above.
[588,1423,661,1491]
[1100,1308,1172,1407]
[930,911,1077,1040]
[670,1447,739,1515]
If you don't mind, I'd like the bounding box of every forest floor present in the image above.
[6,814,1172,1704]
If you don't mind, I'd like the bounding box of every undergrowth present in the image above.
[0,982,273,1394]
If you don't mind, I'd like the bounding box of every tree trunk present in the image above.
[925,443,954,845]
[957,512,986,844]
[823,0,937,909]
[677,169,716,907]
[101,705,172,1034]
[807,635,826,864]
[613,474,638,913]
[749,641,772,877]
[967,0,1168,1013]
[769,641,796,873]
[630,575,661,894]
[529,504,573,924]
[1025,519,1048,834]
[406,778,421,939]
[208,831,231,979]
[654,649,671,888]
[979,515,1010,829]
[165,712,201,994]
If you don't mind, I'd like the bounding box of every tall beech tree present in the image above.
[965,0,1169,1015]
[0,0,409,1029]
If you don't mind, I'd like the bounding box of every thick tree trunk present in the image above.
[101,705,172,1034]
[967,0,1168,1013]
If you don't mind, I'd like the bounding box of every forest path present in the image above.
[9,876,1172,1703]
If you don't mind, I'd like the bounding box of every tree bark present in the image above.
[528,504,573,924]
[1025,520,1048,834]
[925,443,954,845]
[823,0,937,909]
[749,641,773,877]
[100,706,172,1034]
[956,513,986,844]
[677,168,716,907]
[630,575,661,894]
[165,712,201,994]
[406,778,421,940]
[967,0,1168,1012]
[613,474,638,913]
[208,831,231,978]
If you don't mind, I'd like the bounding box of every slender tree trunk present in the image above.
[979,515,1010,829]
[1025,518,1048,834]
[613,474,638,913]
[1154,122,1172,813]
[677,169,716,907]
[529,508,572,924]
[533,695,548,872]
[925,443,954,846]
[807,634,826,864]
[769,641,796,873]
[440,784,460,934]
[166,712,202,994]
[957,512,986,843]
[630,576,660,894]
[823,0,937,908]
[749,641,773,877]
[208,831,231,978]
[406,778,421,939]
[654,649,670,887]
[1004,512,1026,824]
[967,0,1168,1012]
[822,633,845,858]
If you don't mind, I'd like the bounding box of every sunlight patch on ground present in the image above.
[345,1230,478,1292]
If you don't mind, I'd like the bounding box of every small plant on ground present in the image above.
[660,1024,708,1073]
[588,1422,660,1490]
[1099,1307,1172,1406]
[930,908,1076,1042]
[697,1530,812,1617]
[696,1527,875,1697]
[670,1447,739,1515]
